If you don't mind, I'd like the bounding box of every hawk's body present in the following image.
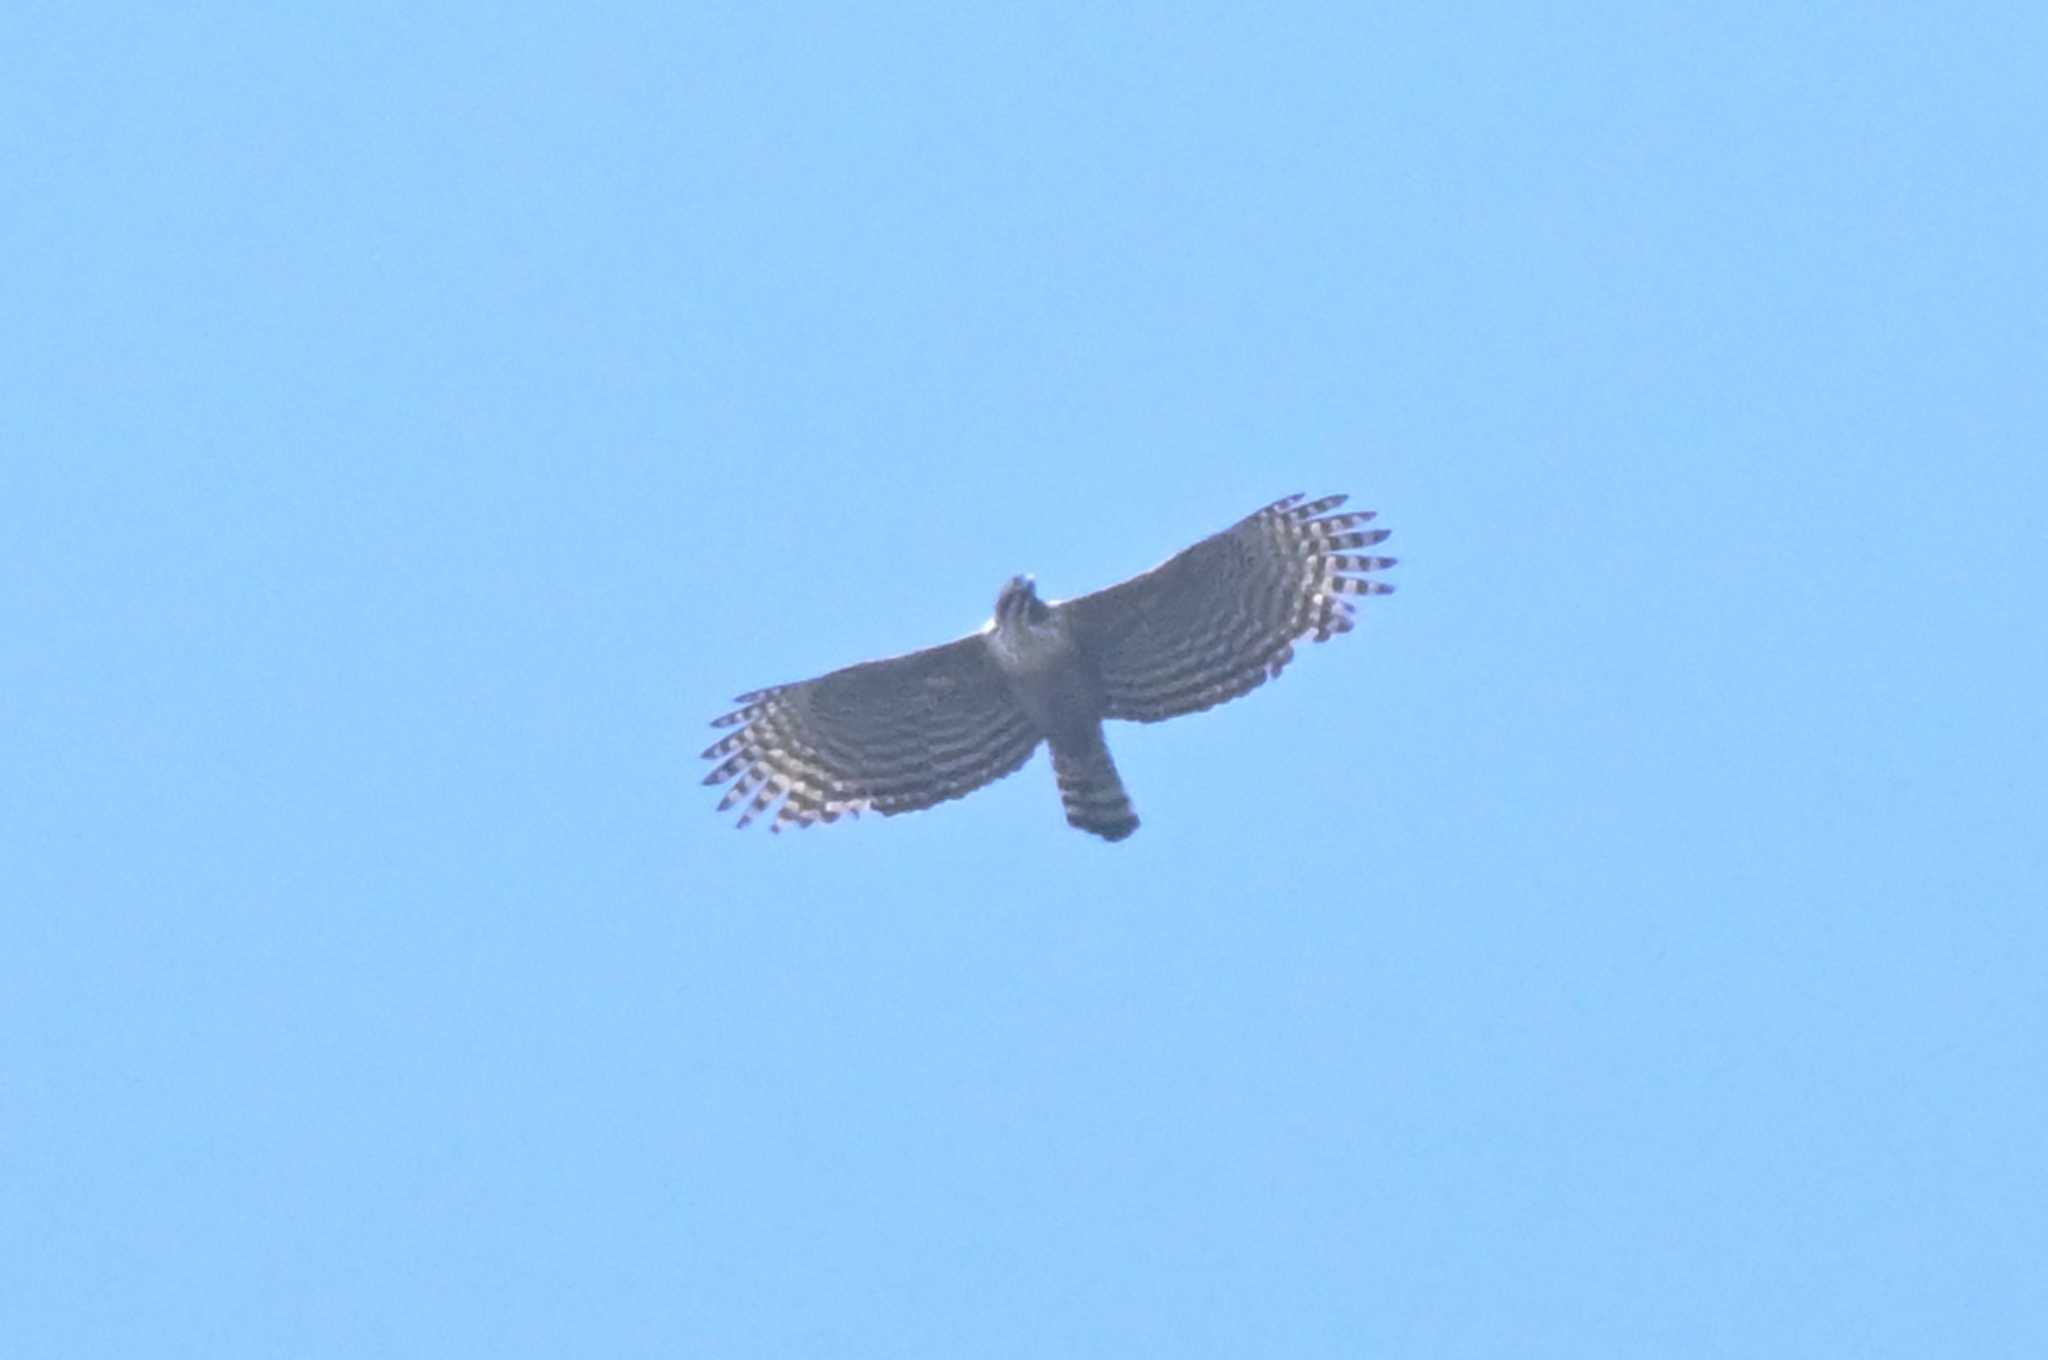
[702,493,1395,839]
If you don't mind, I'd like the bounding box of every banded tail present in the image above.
[1050,728,1139,842]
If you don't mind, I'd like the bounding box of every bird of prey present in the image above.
[702,493,1395,840]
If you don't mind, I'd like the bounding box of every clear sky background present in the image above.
[6,5,2045,1357]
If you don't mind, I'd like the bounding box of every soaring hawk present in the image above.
[703,493,1395,840]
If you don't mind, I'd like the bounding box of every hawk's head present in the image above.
[994,574,1050,629]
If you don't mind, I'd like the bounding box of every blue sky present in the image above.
[5,4,2045,1356]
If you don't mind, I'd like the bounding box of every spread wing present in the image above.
[702,632,1043,832]
[1057,493,1395,723]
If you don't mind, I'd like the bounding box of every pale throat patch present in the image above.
[986,607,1070,675]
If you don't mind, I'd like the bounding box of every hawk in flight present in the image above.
[703,493,1395,840]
